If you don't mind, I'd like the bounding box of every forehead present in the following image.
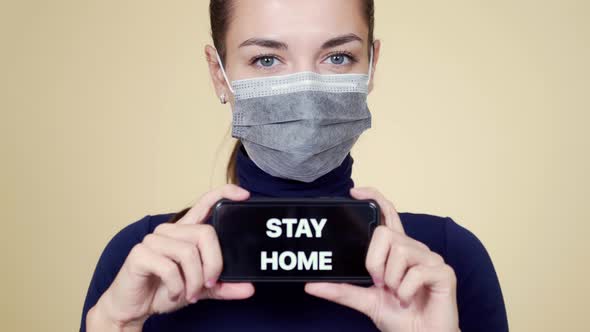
[226,0,368,47]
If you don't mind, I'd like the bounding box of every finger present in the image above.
[179,184,250,225]
[383,244,407,293]
[128,244,185,301]
[366,226,432,287]
[350,187,404,234]
[396,264,457,306]
[304,282,377,319]
[142,234,203,303]
[384,242,442,292]
[154,224,223,288]
[201,282,255,300]
[194,225,223,288]
[365,226,391,287]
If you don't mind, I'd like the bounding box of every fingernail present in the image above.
[205,279,215,288]
[189,296,199,304]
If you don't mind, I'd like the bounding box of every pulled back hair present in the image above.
[167,0,375,223]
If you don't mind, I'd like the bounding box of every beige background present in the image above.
[1,0,588,330]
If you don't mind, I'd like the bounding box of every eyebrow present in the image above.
[239,38,288,50]
[238,33,363,50]
[321,33,363,49]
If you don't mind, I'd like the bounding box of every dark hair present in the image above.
[166,0,376,223]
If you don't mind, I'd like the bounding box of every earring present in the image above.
[220,93,227,104]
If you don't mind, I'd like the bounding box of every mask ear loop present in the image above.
[367,43,375,85]
[215,49,235,95]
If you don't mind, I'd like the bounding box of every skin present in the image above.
[86,184,256,331]
[206,0,381,105]
[87,1,460,331]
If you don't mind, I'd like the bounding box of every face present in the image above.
[205,0,381,107]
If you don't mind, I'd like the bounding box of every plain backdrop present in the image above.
[1,0,589,331]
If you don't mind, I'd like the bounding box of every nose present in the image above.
[291,54,320,74]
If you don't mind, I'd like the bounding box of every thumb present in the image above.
[201,282,255,301]
[304,282,377,318]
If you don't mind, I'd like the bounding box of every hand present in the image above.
[88,184,255,330]
[304,187,459,332]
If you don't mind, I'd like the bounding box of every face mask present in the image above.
[215,45,374,183]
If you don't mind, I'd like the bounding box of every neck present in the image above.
[235,144,354,198]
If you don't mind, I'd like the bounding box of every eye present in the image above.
[323,52,356,66]
[328,54,347,65]
[253,55,278,68]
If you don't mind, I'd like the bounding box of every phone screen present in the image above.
[211,198,380,282]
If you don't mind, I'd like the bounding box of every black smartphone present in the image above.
[210,197,380,283]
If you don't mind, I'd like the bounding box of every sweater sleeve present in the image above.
[444,217,509,332]
[79,215,152,332]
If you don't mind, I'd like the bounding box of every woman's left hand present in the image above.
[304,187,460,332]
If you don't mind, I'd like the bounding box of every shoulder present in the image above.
[88,212,177,284]
[398,212,448,254]
[399,212,491,271]
[399,212,500,286]
[399,212,508,331]
[101,212,176,259]
[114,211,175,242]
[80,212,177,330]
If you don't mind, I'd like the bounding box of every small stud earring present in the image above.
[220,93,227,104]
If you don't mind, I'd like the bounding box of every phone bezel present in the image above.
[210,197,381,283]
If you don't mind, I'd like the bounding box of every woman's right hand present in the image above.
[87,184,255,330]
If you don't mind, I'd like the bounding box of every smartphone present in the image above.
[210,197,380,283]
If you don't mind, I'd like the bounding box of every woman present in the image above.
[81,0,508,331]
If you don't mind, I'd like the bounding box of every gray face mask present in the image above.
[216,46,374,183]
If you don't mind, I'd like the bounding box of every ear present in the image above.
[368,39,381,94]
[204,44,233,106]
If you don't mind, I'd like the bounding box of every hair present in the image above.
[166,0,375,223]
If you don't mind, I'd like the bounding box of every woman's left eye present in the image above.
[324,53,352,65]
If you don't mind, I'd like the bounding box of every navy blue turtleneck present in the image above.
[237,144,355,198]
[80,145,509,331]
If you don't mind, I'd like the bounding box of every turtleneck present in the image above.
[235,144,354,198]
